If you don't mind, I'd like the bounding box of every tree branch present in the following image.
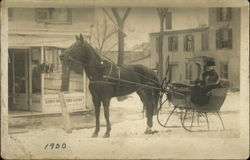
[99,19,108,52]
[105,30,117,41]
[103,8,126,36]
[122,8,131,22]
[103,8,117,25]
[96,22,101,49]
[111,8,121,24]
[157,8,168,19]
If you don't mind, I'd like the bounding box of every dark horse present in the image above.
[60,34,160,138]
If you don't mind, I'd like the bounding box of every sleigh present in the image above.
[157,56,230,132]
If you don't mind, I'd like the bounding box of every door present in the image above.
[9,49,30,111]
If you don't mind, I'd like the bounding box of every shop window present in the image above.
[44,47,84,94]
[217,8,232,21]
[36,8,72,24]
[201,31,209,51]
[184,35,194,52]
[44,47,63,94]
[216,28,233,49]
[168,36,178,52]
[220,63,228,79]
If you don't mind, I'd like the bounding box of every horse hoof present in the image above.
[103,133,110,138]
[144,130,158,134]
[91,133,98,138]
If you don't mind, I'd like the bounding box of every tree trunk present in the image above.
[158,18,164,81]
[109,8,131,65]
[157,8,168,82]
[117,23,124,64]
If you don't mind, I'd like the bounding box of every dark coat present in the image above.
[202,69,219,85]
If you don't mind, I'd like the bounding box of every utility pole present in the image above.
[157,8,168,82]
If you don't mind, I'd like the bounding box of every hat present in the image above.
[205,60,215,66]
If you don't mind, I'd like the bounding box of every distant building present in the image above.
[149,8,240,89]
[8,8,96,114]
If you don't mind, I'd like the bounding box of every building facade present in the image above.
[149,8,240,89]
[8,8,96,114]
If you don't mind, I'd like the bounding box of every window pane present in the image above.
[165,12,172,29]
[185,35,194,52]
[222,29,229,41]
[70,71,84,92]
[50,8,69,22]
[221,8,228,20]
[220,64,228,79]
[36,9,49,21]
[44,47,84,94]
[44,47,63,94]
[202,32,209,50]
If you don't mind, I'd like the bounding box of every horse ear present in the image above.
[79,33,84,42]
[75,35,79,41]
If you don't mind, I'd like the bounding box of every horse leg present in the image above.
[102,97,111,138]
[137,91,156,134]
[144,101,155,134]
[92,96,101,138]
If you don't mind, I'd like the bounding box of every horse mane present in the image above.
[83,40,102,62]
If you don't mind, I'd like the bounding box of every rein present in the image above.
[66,42,160,86]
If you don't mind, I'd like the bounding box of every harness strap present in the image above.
[107,63,113,78]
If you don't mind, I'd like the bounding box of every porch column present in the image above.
[41,46,45,112]
[1,2,10,152]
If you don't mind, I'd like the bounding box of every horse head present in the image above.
[60,33,86,74]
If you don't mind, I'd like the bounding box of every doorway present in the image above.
[8,49,30,111]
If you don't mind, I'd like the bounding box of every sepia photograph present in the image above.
[1,0,249,159]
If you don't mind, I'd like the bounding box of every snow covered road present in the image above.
[3,91,248,159]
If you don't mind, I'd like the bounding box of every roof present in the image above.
[149,27,209,36]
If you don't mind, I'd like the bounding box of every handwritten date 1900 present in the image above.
[44,143,66,149]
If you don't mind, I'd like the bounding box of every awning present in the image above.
[9,34,78,48]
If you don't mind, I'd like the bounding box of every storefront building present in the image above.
[8,8,95,113]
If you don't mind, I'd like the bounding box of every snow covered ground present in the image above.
[3,91,248,159]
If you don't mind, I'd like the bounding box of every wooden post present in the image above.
[59,92,72,133]
[1,3,10,153]
[60,64,71,133]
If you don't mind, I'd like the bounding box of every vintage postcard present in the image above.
[1,0,249,159]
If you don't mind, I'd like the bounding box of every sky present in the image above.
[115,8,209,49]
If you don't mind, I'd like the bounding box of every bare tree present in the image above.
[103,8,131,65]
[157,8,168,82]
[94,18,117,53]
